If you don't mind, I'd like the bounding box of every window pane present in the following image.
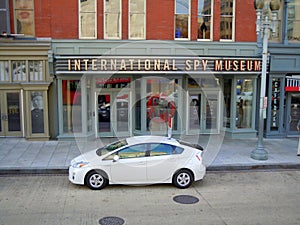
[0,61,9,82]
[7,92,21,131]
[119,144,146,159]
[220,16,232,39]
[130,0,144,12]
[288,0,300,42]
[29,61,43,81]
[80,12,96,38]
[14,0,34,36]
[175,14,189,38]
[175,0,190,39]
[12,61,26,82]
[176,0,189,14]
[130,13,145,38]
[105,13,120,38]
[129,0,145,39]
[62,80,82,133]
[31,91,44,133]
[198,0,211,40]
[236,79,253,129]
[79,0,96,38]
[223,78,231,128]
[150,143,173,156]
[220,0,233,40]
[146,79,178,131]
[105,0,121,39]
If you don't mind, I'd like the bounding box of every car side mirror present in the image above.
[113,155,120,162]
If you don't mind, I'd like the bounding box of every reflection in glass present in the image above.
[105,0,121,39]
[146,79,178,132]
[236,79,253,129]
[289,94,300,132]
[31,92,44,133]
[175,0,190,39]
[0,61,9,82]
[117,94,129,132]
[198,0,212,39]
[29,61,43,81]
[12,61,26,82]
[62,80,82,133]
[220,0,233,40]
[98,94,111,133]
[189,94,200,130]
[79,0,96,38]
[129,0,145,39]
[7,93,21,132]
[288,0,300,42]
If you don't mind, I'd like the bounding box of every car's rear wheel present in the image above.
[173,170,193,189]
[85,170,108,190]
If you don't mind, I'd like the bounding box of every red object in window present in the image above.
[285,87,300,92]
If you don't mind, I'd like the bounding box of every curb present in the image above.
[1,164,300,175]
[207,163,300,172]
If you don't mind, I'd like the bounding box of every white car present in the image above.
[69,136,206,190]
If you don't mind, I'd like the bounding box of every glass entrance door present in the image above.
[188,91,219,134]
[97,92,131,137]
[286,93,300,136]
[0,91,22,137]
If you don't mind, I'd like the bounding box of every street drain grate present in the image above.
[173,195,199,204]
[99,216,125,225]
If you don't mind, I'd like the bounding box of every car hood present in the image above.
[71,149,98,164]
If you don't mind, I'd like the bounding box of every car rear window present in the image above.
[177,140,204,151]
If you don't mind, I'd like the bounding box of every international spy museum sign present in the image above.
[55,56,262,74]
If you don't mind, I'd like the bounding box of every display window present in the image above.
[236,79,253,129]
[30,91,44,134]
[62,80,82,133]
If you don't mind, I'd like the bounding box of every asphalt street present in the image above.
[0,170,299,225]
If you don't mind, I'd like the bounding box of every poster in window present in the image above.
[31,91,44,134]
[15,0,34,36]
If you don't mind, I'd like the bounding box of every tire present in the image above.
[85,171,108,190]
[173,170,193,189]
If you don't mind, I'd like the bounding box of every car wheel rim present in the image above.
[177,172,190,187]
[90,174,104,188]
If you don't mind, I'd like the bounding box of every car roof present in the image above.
[125,135,179,146]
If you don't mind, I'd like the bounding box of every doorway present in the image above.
[188,91,219,134]
[96,91,131,137]
[286,93,300,136]
[0,91,23,137]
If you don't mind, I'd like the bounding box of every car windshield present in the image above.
[96,139,128,156]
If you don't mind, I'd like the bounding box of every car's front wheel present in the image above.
[85,170,108,190]
[173,170,193,189]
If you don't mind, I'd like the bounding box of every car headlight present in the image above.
[72,161,89,168]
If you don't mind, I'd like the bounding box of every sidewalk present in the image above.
[0,136,300,174]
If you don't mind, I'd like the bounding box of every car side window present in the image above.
[118,144,147,159]
[149,143,184,156]
[149,143,170,156]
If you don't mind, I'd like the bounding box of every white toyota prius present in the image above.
[69,136,206,190]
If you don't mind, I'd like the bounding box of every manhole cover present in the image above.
[99,216,125,225]
[173,195,199,204]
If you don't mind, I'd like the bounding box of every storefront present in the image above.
[0,39,52,140]
[266,46,300,138]
[52,41,262,140]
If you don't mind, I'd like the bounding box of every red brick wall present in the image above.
[8,0,257,42]
[146,0,174,40]
[235,0,257,42]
